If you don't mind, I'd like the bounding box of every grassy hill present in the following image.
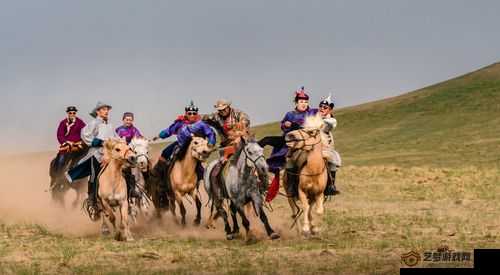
[253,62,500,167]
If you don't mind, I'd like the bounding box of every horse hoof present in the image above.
[194,220,201,227]
[226,234,235,241]
[269,232,281,240]
[101,228,111,236]
[245,235,258,245]
[302,231,312,239]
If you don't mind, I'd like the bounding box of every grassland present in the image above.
[2,63,500,274]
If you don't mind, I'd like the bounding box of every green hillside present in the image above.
[253,63,500,167]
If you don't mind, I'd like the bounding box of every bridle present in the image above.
[242,144,266,168]
[286,128,322,151]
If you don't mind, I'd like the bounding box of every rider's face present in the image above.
[67,111,77,120]
[123,116,134,127]
[186,112,199,122]
[296,99,309,112]
[96,107,110,120]
[319,105,332,116]
[218,107,230,117]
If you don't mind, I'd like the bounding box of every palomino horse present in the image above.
[205,137,280,242]
[168,136,214,226]
[128,137,153,222]
[284,114,328,237]
[98,138,137,241]
[49,146,88,208]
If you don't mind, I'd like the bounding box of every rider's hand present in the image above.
[283,121,292,128]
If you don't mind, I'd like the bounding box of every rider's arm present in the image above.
[56,120,66,145]
[159,120,180,139]
[81,120,100,147]
[280,112,293,132]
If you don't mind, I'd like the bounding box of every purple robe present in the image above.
[57,117,86,144]
[115,125,143,144]
[267,108,318,172]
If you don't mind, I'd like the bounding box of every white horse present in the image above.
[128,137,153,222]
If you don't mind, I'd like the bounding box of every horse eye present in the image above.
[115,148,121,152]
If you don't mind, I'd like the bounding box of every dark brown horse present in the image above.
[49,146,88,208]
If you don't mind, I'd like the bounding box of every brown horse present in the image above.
[169,136,214,226]
[283,114,328,237]
[98,138,137,241]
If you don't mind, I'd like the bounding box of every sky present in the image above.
[1,0,500,153]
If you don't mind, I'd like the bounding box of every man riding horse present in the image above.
[54,106,86,171]
[202,99,250,174]
[66,102,117,220]
[151,101,216,208]
[260,87,339,200]
[115,112,143,201]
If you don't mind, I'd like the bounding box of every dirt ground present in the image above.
[1,153,499,274]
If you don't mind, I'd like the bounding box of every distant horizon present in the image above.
[2,60,498,155]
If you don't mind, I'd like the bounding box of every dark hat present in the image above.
[122,112,134,119]
[66,106,78,113]
[185,100,199,113]
[319,93,335,108]
[294,86,310,102]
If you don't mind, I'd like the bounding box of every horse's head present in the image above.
[241,138,269,190]
[129,137,150,171]
[285,114,323,151]
[190,136,214,161]
[104,138,137,165]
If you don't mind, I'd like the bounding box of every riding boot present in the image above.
[285,160,299,197]
[87,180,99,221]
[324,163,340,196]
[124,168,141,199]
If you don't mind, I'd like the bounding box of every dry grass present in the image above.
[1,164,499,274]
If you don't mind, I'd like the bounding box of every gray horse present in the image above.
[49,148,88,208]
[204,138,280,242]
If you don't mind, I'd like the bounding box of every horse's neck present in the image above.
[304,142,324,173]
[236,149,251,176]
[105,160,125,185]
[178,146,197,173]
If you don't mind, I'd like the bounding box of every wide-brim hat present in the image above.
[90,101,112,118]
[214,99,232,111]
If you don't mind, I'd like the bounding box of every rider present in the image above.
[318,94,341,196]
[115,112,143,200]
[202,99,250,157]
[55,106,86,170]
[261,87,318,198]
[66,102,116,220]
[152,101,215,205]
[202,99,250,178]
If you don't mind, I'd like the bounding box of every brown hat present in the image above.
[214,99,232,111]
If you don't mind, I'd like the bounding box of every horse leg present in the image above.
[191,192,202,226]
[215,198,232,240]
[248,192,279,240]
[311,194,325,235]
[298,190,312,238]
[100,200,116,237]
[118,200,134,242]
[169,194,178,224]
[178,198,187,227]
[229,201,240,237]
[236,206,257,244]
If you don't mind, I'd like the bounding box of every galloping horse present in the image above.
[284,114,328,237]
[128,137,153,222]
[49,145,88,208]
[168,136,214,226]
[98,138,137,241]
[205,137,280,242]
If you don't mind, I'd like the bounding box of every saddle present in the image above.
[58,141,84,154]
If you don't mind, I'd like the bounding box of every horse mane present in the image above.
[304,113,324,130]
[229,140,245,166]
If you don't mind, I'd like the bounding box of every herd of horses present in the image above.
[49,114,330,242]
